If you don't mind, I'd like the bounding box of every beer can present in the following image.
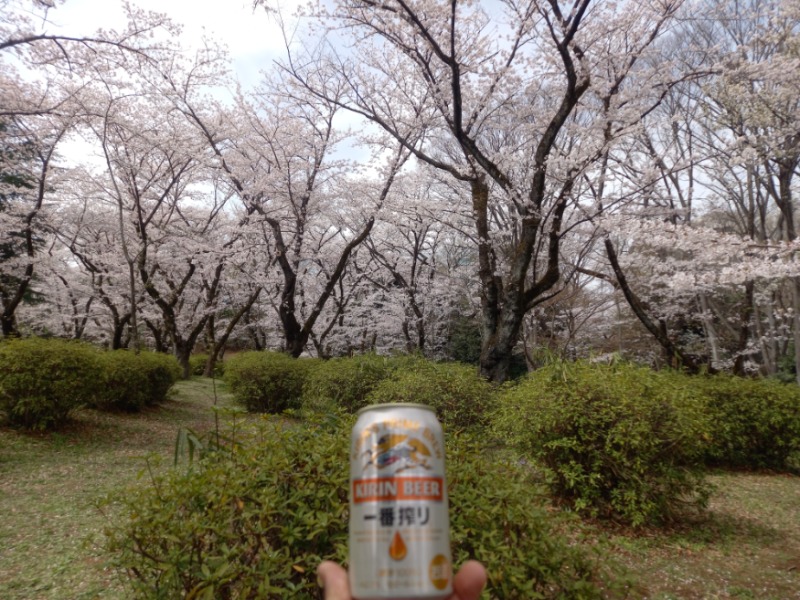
[349,403,452,599]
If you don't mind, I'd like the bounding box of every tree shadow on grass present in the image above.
[1,397,218,457]
[588,504,785,554]
[671,509,784,549]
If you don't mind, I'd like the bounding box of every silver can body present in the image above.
[349,403,452,600]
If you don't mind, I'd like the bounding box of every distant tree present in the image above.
[160,61,411,357]
[0,116,69,336]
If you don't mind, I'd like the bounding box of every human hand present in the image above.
[317,560,487,600]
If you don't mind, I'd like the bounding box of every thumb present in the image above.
[317,561,351,600]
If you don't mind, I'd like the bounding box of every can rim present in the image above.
[356,402,436,416]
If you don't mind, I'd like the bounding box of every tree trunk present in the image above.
[475,177,569,382]
[203,287,262,377]
[605,238,706,374]
[776,160,797,242]
[793,278,800,385]
[761,300,779,376]
[480,317,526,382]
[1,310,17,337]
[145,319,168,353]
[110,315,130,350]
[472,178,519,382]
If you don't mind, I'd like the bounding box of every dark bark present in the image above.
[203,287,262,377]
[476,174,575,382]
[110,312,132,350]
[0,311,17,337]
[274,216,376,357]
[733,280,755,376]
[144,319,167,353]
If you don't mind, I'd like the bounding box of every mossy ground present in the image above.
[1,378,798,599]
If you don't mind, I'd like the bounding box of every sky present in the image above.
[43,0,300,88]
[31,0,373,166]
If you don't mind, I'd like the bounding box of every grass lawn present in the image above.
[588,472,800,599]
[0,378,249,600]
[1,377,799,599]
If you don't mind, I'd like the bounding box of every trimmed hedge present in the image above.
[301,353,399,413]
[366,361,495,430]
[695,374,800,470]
[494,361,712,526]
[0,337,103,430]
[92,351,181,412]
[224,351,319,413]
[138,351,182,403]
[104,418,606,599]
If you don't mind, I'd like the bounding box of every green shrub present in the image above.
[137,351,182,403]
[448,434,609,598]
[382,352,431,371]
[494,361,712,526]
[366,362,496,430]
[0,337,103,430]
[189,353,209,375]
[105,418,348,599]
[695,374,800,470]
[94,351,152,412]
[189,353,224,377]
[104,419,606,599]
[92,351,180,412]
[224,351,318,413]
[302,353,398,413]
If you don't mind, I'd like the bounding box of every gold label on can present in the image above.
[349,406,452,599]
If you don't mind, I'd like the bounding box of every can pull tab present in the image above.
[389,531,407,561]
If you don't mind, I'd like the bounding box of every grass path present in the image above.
[1,379,799,599]
[0,378,241,600]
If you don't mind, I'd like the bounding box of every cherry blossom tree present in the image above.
[700,0,800,379]
[279,0,695,380]
[52,189,138,349]
[1,0,178,117]
[596,0,800,377]
[0,114,70,336]
[362,171,473,355]
[0,0,183,340]
[61,70,237,376]
[15,244,97,340]
[157,54,411,357]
